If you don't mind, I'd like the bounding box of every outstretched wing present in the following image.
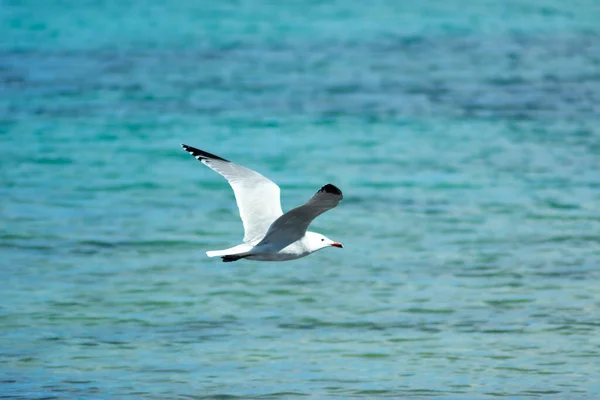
[181,144,283,244]
[258,184,343,245]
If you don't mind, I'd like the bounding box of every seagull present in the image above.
[181,144,344,262]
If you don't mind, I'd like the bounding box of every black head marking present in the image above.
[319,184,343,196]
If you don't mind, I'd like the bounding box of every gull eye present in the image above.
[321,239,324,241]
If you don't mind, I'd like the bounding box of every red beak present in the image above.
[331,242,343,248]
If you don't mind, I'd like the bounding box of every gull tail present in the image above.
[206,244,253,263]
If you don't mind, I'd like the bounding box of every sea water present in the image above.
[2,0,600,398]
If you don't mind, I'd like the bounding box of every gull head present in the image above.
[305,231,343,252]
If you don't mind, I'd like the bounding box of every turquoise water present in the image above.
[2,0,600,398]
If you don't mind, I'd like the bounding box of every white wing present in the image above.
[181,144,283,244]
[258,184,343,245]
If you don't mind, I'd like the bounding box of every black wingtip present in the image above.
[320,184,343,196]
[181,144,229,162]
[222,254,247,262]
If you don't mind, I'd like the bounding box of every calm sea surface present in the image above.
[2,0,600,398]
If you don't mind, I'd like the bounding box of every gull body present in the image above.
[181,144,344,262]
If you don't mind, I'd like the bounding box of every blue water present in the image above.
[2,0,600,398]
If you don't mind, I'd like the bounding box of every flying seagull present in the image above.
[181,144,344,262]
